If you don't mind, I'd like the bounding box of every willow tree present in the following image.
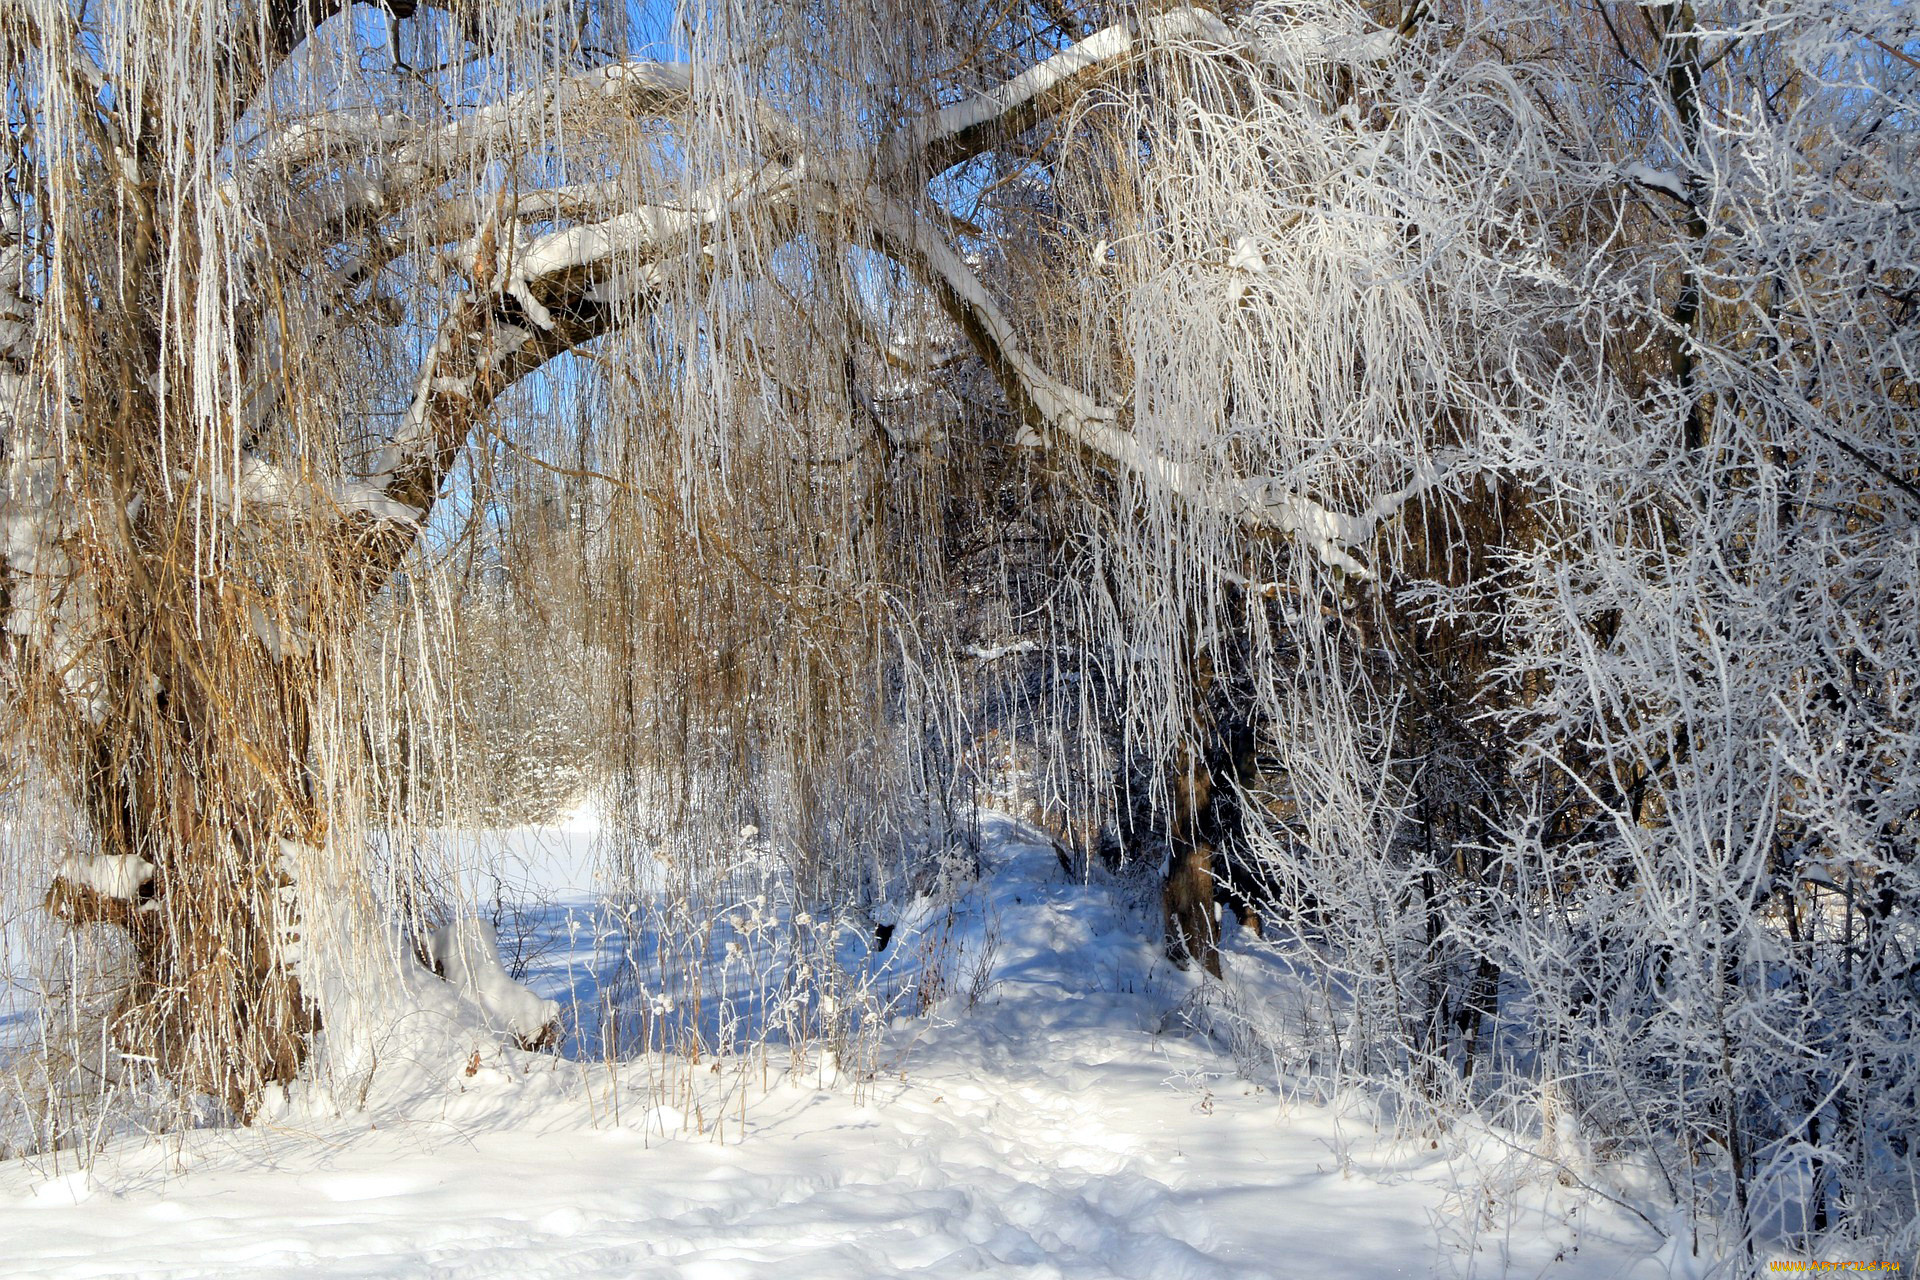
[0,0,1440,1114]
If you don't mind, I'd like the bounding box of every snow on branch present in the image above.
[46,854,155,932]
[252,60,696,183]
[222,76,819,549]
[219,164,795,545]
[209,452,422,526]
[54,853,154,902]
[900,6,1234,174]
[1622,162,1691,204]
[506,166,797,325]
[425,918,561,1049]
[241,60,716,275]
[1231,461,1442,579]
[862,194,1411,578]
[380,174,792,467]
[253,55,802,235]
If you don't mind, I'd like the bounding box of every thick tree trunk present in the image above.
[44,615,326,1117]
[89,842,314,1119]
[1101,646,1265,980]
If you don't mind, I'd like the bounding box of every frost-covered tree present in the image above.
[0,0,1390,1116]
[1156,1,1920,1253]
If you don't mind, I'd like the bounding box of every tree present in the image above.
[0,0,1389,1115]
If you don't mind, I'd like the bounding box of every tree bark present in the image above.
[41,597,328,1114]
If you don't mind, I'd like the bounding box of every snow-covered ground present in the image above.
[0,814,1677,1278]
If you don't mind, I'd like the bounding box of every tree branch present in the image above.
[858,192,1418,577]
[890,6,1233,178]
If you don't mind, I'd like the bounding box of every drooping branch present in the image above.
[863,6,1438,577]
[226,162,801,557]
[859,192,1424,578]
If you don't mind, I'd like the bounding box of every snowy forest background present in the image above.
[0,0,1915,1269]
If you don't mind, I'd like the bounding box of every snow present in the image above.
[919,8,1233,156]
[210,453,422,529]
[1227,234,1267,276]
[51,854,151,901]
[0,813,1675,1277]
[1225,235,1266,305]
[245,603,312,663]
[963,640,1040,661]
[425,918,561,1044]
[1622,163,1690,203]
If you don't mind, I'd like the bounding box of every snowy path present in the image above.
[0,819,1659,1278]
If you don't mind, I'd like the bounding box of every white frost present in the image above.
[917,8,1232,157]
[963,640,1039,661]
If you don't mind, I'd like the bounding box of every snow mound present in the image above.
[426,917,560,1046]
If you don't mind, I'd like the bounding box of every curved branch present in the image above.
[859,193,1415,578]
[889,6,1233,178]
[339,165,802,593]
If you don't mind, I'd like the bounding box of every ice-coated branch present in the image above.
[503,165,798,325]
[1622,162,1691,205]
[1230,461,1443,579]
[216,162,798,544]
[860,193,1409,577]
[208,452,423,526]
[357,165,798,523]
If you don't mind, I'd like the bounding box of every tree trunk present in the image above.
[1164,838,1223,978]
[43,605,327,1117]
[1161,744,1225,977]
